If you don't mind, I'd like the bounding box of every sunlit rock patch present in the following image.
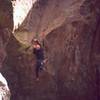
[0,73,10,100]
[12,0,37,30]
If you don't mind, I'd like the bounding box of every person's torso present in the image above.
[34,48,44,60]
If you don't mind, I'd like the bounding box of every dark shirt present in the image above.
[33,48,44,60]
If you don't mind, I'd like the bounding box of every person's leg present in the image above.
[40,60,47,71]
[35,61,41,80]
[39,60,44,70]
[36,65,39,79]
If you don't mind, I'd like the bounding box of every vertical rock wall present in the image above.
[43,0,100,100]
[0,0,13,99]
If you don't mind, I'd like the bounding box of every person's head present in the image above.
[32,39,41,49]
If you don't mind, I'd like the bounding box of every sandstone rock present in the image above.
[12,0,100,100]
[0,0,13,100]
[0,0,13,30]
[4,34,57,100]
[1,0,100,100]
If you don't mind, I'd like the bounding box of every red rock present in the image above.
[1,0,100,100]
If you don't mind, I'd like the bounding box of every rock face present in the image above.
[1,0,100,100]
[92,16,100,100]
[15,0,70,43]
[0,0,13,99]
[5,35,57,100]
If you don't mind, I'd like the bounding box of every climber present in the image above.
[32,39,47,81]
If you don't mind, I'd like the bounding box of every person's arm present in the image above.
[42,48,48,63]
[43,58,48,63]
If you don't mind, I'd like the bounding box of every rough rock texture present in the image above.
[0,0,13,29]
[0,0,13,99]
[15,0,70,43]
[1,0,100,100]
[4,35,57,100]
[92,15,100,99]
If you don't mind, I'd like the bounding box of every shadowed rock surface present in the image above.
[0,0,100,100]
[0,0,13,99]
